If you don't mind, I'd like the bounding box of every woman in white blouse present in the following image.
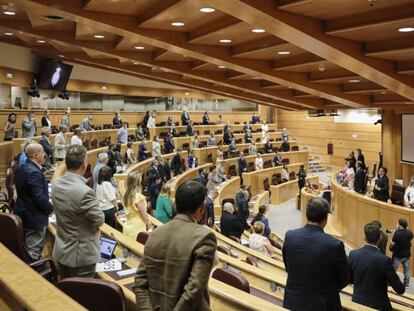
[248,141,257,156]
[255,153,264,171]
[152,136,161,158]
[146,113,156,128]
[261,121,269,135]
[96,166,119,227]
[404,177,414,208]
[207,132,216,146]
[126,142,136,164]
[344,160,355,190]
[248,221,274,257]
[70,128,82,145]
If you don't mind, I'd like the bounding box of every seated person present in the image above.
[251,205,271,237]
[280,137,290,152]
[273,150,282,166]
[264,138,273,153]
[255,153,264,171]
[244,129,252,143]
[220,202,245,239]
[249,221,275,257]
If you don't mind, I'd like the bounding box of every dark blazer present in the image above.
[220,211,245,239]
[353,167,366,193]
[244,132,252,143]
[147,166,159,185]
[202,115,209,125]
[283,224,348,311]
[113,116,122,128]
[223,130,233,145]
[138,143,148,161]
[39,136,54,166]
[14,160,53,230]
[181,113,190,126]
[297,170,307,189]
[280,141,290,152]
[378,231,388,255]
[171,154,183,175]
[391,228,413,259]
[349,245,405,311]
[374,175,389,202]
[252,116,260,124]
[159,162,171,182]
[186,124,193,136]
[148,183,160,210]
[273,154,282,166]
[41,116,50,128]
[349,156,357,170]
[238,157,247,176]
[164,138,175,154]
[264,142,273,153]
[357,153,365,166]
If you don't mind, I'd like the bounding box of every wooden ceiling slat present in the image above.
[272,54,323,70]
[189,16,240,42]
[137,0,181,26]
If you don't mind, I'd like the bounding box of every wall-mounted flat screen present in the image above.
[37,60,73,91]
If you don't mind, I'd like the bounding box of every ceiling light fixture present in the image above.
[3,11,16,16]
[277,51,290,55]
[381,91,387,94]
[318,64,326,72]
[36,39,46,43]
[218,65,226,69]
[134,46,145,50]
[398,27,414,33]
[185,92,190,96]
[40,15,65,22]
[200,7,215,13]
[58,54,64,58]
[94,34,105,39]
[133,61,139,65]
[101,86,107,91]
[348,79,360,83]
[252,28,265,33]
[219,39,232,43]
[171,21,185,27]
[4,32,13,36]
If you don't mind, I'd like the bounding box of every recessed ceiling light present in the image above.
[4,32,13,36]
[252,28,265,33]
[381,91,387,94]
[101,86,107,91]
[218,65,226,69]
[398,27,414,33]
[348,79,360,83]
[36,39,46,43]
[40,15,65,22]
[171,22,185,27]
[133,61,139,65]
[3,11,16,16]
[200,7,215,13]
[185,92,190,96]
[134,46,145,50]
[94,34,105,39]
[219,39,232,43]
[318,64,326,72]
[277,51,290,55]
[58,54,64,58]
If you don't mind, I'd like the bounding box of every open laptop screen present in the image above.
[100,237,117,259]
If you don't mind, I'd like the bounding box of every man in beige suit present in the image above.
[52,144,104,278]
[134,180,217,310]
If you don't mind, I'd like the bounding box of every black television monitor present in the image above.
[37,60,73,91]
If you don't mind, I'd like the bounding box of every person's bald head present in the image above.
[26,143,45,165]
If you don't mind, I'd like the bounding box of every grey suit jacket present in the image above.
[60,115,70,128]
[22,117,36,138]
[52,172,104,267]
[80,118,92,131]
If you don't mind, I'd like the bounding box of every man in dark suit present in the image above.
[353,161,366,194]
[220,202,245,239]
[202,112,209,125]
[14,143,53,261]
[181,110,190,126]
[283,197,348,311]
[138,140,149,161]
[280,138,290,152]
[171,149,184,176]
[373,167,389,202]
[147,159,160,186]
[186,121,194,136]
[251,112,260,124]
[39,126,54,168]
[372,220,388,254]
[273,151,282,166]
[223,128,233,145]
[356,148,365,169]
[348,222,405,311]
[244,129,252,143]
[238,154,247,177]
[164,133,175,154]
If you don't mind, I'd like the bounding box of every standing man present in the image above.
[60,110,71,129]
[251,112,260,124]
[93,152,109,192]
[390,218,413,287]
[39,127,54,168]
[373,167,389,202]
[348,222,405,310]
[186,120,194,137]
[113,112,122,128]
[283,197,348,311]
[238,153,247,178]
[22,111,36,138]
[171,149,184,176]
[181,110,190,126]
[52,145,104,278]
[204,190,218,227]
[134,181,216,310]
[80,115,93,131]
[14,143,53,261]
[202,111,209,125]
[54,125,68,161]
[118,122,128,144]
[353,161,366,194]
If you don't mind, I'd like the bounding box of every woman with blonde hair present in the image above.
[155,183,174,223]
[122,171,150,239]
[249,221,274,257]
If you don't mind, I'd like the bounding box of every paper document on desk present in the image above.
[96,259,122,272]
[48,214,56,224]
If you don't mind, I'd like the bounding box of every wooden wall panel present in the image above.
[277,110,382,171]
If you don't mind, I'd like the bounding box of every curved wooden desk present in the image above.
[329,172,414,276]
[0,243,85,311]
[270,176,319,205]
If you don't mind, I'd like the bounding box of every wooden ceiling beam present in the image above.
[310,69,359,83]
[341,82,386,94]
[231,36,286,57]
[205,0,414,103]
[136,0,181,26]
[277,0,313,9]
[326,3,414,34]
[364,34,414,56]
[188,16,240,42]
[398,62,414,75]
[15,0,368,108]
[272,53,323,70]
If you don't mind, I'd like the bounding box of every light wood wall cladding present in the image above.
[277,110,381,171]
[329,173,414,277]
[0,109,257,139]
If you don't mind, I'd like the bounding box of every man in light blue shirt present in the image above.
[93,153,109,191]
[118,122,128,144]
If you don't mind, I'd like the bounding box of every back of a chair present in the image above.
[0,213,29,263]
[245,256,258,267]
[247,162,255,172]
[212,268,250,293]
[217,245,232,256]
[204,130,210,135]
[263,160,272,169]
[291,145,299,151]
[263,178,270,191]
[289,171,296,181]
[228,235,241,244]
[207,153,213,163]
[281,158,290,165]
[58,277,126,311]
[229,165,237,177]
[391,184,405,206]
[136,231,150,245]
